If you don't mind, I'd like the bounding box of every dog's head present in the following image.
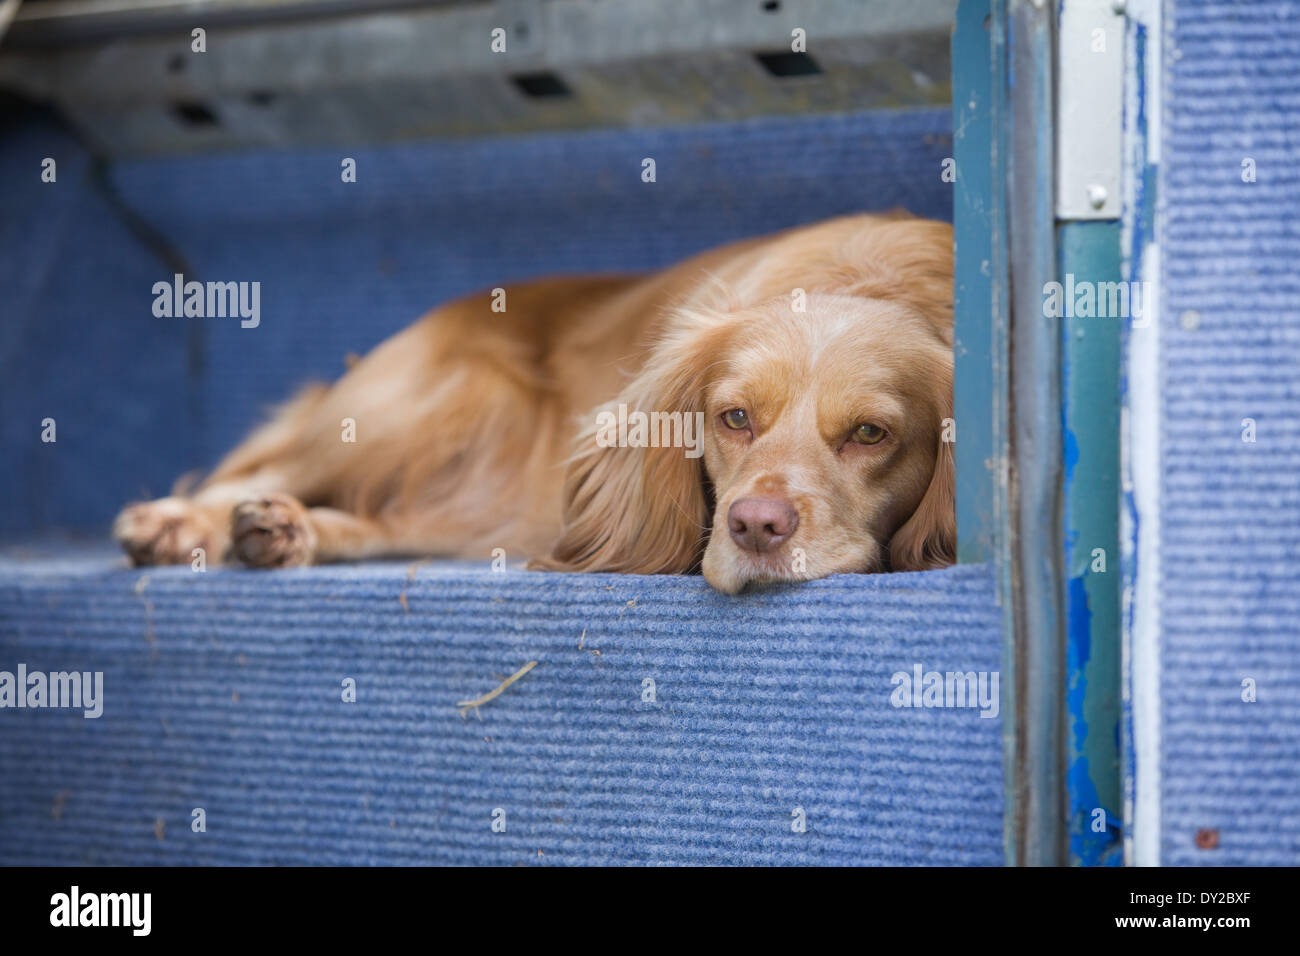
[539,220,954,592]
[696,292,953,591]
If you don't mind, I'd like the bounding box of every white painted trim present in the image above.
[1125,240,1162,867]
[1121,0,1164,868]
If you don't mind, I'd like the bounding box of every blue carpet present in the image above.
[1158,0,1300,865]
[0,121,199,534]
[0,548,1003,865]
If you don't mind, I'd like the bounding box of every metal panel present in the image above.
[0,0,959,157]
[1055,0,1124,219]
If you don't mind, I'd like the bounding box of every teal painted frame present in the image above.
[953,0,1006,569]
[954,0,1030,863]
[1059,222,1124,866]
[955,0,1124,866]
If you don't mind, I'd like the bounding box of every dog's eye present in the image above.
[852,423,887,445]
[722,408,750,430]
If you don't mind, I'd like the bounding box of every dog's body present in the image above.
[114,213,955,592]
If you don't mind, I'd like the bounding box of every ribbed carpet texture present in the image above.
[1158,0,1300,864]
[0,550,1004,865]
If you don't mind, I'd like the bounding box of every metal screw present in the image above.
[1112,0,1127,15]
[1180,310,1201,330]
[1087,184,1109,209]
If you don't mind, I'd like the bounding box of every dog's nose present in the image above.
[727,497,799,553]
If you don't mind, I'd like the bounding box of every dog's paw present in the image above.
[230,494,316,568]
[113,497,218,566]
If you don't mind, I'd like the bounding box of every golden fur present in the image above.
[114,212,954,593]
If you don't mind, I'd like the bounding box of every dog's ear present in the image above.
[888,417,956,572]
[841,218,954,347]
[533,310,732,574]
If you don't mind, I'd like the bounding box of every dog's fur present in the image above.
[114,212,954,593]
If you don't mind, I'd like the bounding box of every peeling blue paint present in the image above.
[1068,574,1092,667]
[1064,426,1080,484]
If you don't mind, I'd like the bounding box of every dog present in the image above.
[113,212,955,593]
